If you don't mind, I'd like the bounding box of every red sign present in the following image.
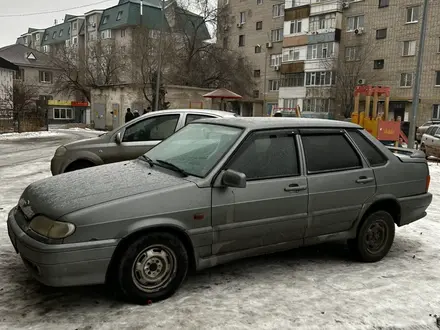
[377,121,401,141]
[71,101,89,107]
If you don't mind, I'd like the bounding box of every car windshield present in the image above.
[145,123,243,177]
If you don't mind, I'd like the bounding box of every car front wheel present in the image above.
[348,210,395,263]
[115,232,189,304]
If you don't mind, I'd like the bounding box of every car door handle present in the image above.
[356,176,374,184]
[284,184,307,192]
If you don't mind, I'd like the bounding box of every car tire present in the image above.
[348,210,395,263]
[65,160,94,172]
[115,232,189,304]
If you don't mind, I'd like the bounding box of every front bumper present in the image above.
[398,192,433,226]
[7,208,118,287]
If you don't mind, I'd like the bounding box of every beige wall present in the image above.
[90,84,215,129]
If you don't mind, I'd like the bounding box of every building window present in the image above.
[35,34,40,41]
[268,80,280,91]
[117,11,123,21]
[435,71,440,86]
[281,73,304,87]
[347,15,364,31]
[223,37,228,48]
[43,45,50,53]
[52,32,57,39]
[270,28,283,42]
[53,108,74,120]
[379,0,389,8]
[239,11,246,24]
[101,30,112,39]
[289,20,302,34]
[59,29,63,37]
[121,29,126,37]
[73,37,78,44]
[309,13,336,32]
[433,105,440,119]
[257,0,263,4]
[283,99,298,109]
[272,4,284,18]
[73,22,77,30]
[44,34,48,41]
[256,21,262,30]
[376,28,387,39]
[14,69,25,80]
[306,43,334,60]
[304,98,331,113]
[253,90,260,98]
[400,73,413,87]
[283,47,301,62]
[406,6,420,23]
[270,54,282,67]
[403,40,416,56]
[238,35,245,46]
[39,71,52,83]
[102,15,109,24]
[305,71,334,86]
[374,59,384,69]
[345,46,359,61]
[254,70,261,77]
[255,45,262,53]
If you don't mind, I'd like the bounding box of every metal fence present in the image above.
[0,108,48,134]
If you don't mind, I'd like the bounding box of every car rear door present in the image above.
[299,128,376,238]
[211,129,308,255]
[114,113,181,162]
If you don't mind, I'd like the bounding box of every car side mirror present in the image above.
[221,169,246,188]
[115,132,122,144]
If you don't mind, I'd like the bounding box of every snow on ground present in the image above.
[0,134,440,329]
[0,130,66,140]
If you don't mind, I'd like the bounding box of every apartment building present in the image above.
[342,0,440,125]
[219,0,285,116]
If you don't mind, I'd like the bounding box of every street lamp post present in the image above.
[154,0,165,111]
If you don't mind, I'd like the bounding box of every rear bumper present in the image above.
[398,193,432,226]
[7,208,117,287]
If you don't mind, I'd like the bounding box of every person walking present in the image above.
[133,110,140,118]
[125,108,134,123]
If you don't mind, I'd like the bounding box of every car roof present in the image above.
[143,109,237,117]
[193,117,362,129]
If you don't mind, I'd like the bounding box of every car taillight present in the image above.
[426,175,430,192]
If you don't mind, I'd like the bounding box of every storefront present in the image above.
[47,100,90,125]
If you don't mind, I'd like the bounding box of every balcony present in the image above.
[310,0,342,15]
[284,5,310,21]
[307,29,341,44]
[283,35,308,47]
[281,62,305,74]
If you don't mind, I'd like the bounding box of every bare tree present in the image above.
[322,37,385,118]
[1,80,39,113]
[49,40,127,102]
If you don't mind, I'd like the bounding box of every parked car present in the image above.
[8,118,432,304]
[50,109,238,175]
[420,124,440,158]
[416,120,440,142]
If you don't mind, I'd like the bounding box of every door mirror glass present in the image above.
[221,169,247,188]
[115,132,122,144]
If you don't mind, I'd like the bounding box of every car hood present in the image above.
[19,160,191,219]
[64,134,110,148]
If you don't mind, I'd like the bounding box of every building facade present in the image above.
[0,57,18,117]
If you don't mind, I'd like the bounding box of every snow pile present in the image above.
[0,131,64,140]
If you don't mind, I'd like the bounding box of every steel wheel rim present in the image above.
[132,244,177,293]
[364,219,388,254]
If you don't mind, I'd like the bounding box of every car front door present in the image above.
[107,113,181,163]
[211,129,308,255]
[299,129,376,238]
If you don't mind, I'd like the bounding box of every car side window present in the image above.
[347,130,388,167]
[301,133,362,174]
[227,131,299,180]
[185,114,215,125]
[426,127,436,136]
[122,115,179,142]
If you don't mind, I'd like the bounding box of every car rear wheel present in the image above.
[348,210,395,263]
[115,232,189,304]
[64,160,95,173]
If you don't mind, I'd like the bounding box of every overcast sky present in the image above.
[0,0,119,47]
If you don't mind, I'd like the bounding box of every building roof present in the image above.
[0,44,52,68]
[174,6,211,41]
[41,15,77,46]
[0,56,19,71]
[99,1,170,31]
[197,117,362,129]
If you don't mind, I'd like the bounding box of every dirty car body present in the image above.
[8,118,432,304]
[50,109,237,175]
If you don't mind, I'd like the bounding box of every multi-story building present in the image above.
[219,0,285,116]
[342,0,440,125]
[278,0,342,118]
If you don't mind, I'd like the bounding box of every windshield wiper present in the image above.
[155,159,188,177]
[138,155,154,167]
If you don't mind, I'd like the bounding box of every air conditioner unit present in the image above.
[358,78,366,85]
[92,23,97,28]
[354,27,364,35]
[274,65,280,71]
[266,42,273,48]
[342,2,349,9]
[237,23,243,28]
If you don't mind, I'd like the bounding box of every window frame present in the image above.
[432,105,440,120]
[374,59,384,69]
[122,114,180,142]
[53,108,75,120]
[378,0,389,8]
[400,73,413,87]
[435,71,440,86]
[184,114,216,125]
[116,11,123,21]
[300,129,364,175]
[224,129,301,182]
[402,40,416,56]
[239,11,246,24]
[238,34,245,47]
[376,28,387,39]
[406,6,420,23]
[256,21,263,30]
[272,4,285,18]
[39,71,53,83]
[346,129,388,167]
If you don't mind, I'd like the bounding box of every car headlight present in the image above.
[29,215,75,239]
[54,146,67,157]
